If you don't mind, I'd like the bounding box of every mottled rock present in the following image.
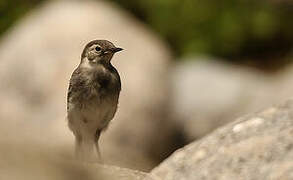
[0,0,175,171]
[150,99,293,180]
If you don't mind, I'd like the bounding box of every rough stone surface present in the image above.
[171,59,293,140]
[0,0,175,171]
[150,99,293,180]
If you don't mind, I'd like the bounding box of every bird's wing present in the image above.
[67,68,83,111]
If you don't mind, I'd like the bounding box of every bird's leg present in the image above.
[74,133,83,161]
[94,129,102,162]
[75,132,96,162]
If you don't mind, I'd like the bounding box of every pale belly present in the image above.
[67,97,118,138]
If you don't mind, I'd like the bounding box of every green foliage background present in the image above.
[0,0,43,35]
[1,0,293,69]
[110,0,293,69]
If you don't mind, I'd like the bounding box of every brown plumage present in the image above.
[67,40,122,162]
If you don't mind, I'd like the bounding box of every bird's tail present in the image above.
[75,139,99,162]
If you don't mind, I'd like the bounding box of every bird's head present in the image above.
[81,40,123,65]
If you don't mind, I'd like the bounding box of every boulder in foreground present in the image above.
[150,99,293,180]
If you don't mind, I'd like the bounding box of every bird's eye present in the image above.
[95,46,101,51]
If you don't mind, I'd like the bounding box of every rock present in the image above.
[0,0,176,171]
[150,99,293,180]
[97,165,152,180]
[0,144,150,180]
[170,58,292,140]
[1,148,151,180]
[0,118,153,180]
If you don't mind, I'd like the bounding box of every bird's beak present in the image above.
[111,47,123,53]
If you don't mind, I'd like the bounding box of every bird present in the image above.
[67,40,123,162]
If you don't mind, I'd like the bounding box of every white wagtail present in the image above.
[67,40,123,162]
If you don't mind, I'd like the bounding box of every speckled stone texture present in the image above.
[150,99,293,180]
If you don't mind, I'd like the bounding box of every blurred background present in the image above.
[1,0,293,71]
[0,0,293,178]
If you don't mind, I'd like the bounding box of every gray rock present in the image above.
[0,0,175,171]
[150,99,293,180]
[170,59,292,140]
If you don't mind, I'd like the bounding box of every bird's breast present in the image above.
[92,70,120,95]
